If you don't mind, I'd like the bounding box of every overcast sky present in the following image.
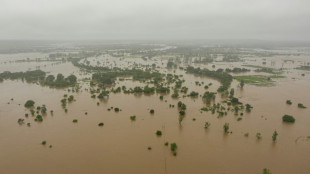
[1,0,310,41]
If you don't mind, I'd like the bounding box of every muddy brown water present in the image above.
[0,54,310,174]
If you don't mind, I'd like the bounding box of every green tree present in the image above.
[263,168,272,174]
[24,100,35,107]
[272,130,278,142]
[56,73,64,81]
[282,115,295,123]
[223,123,230,133]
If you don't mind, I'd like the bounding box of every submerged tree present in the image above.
[204,122,211,129]
[223,123,230,133]
[272,130,278,142]
[263,168,272,174]
[24,100,35,107]
[282,115,295,123]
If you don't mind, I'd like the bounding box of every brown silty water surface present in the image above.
[0,53,310,174]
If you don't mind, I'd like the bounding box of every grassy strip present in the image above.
[234,75,285,86]
[242,65,282,74]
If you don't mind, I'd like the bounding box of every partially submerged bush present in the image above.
[170,143,177,151]
[17,118,24,125]
[150,109,154,114]
[98,122,104,126]
[272,130,278,142]
[24,100,35,107]
[286,100,292,105]
[156,130,162,136]
[35,115,43,122]
[298,103,307,108]
[223,123,230,133]
[130,115,136,121]
[204,122,211,128]
[282,115,295,123]
[256,132,262,139]
[73,119,78,123]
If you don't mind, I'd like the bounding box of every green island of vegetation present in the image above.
[0,70,77,88]
[234,75,284,86]
[282,115,295,123]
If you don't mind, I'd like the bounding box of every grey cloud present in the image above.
[0,0,310,41]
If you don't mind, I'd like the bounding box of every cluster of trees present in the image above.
[0,70,77,88]
[186,66,233,92]
[202,91,216,104]
[225,68,250,73]
[122,85,169,94]
[178,101,187,124]
[189,91,199,97]
[43,73,77,87]
[0,70,46,83]
[91,69,164,86]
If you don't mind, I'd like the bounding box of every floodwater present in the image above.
[0,53,310,174]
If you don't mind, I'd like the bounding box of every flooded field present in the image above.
[0,46,310,174]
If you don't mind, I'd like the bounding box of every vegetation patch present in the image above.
[234,75,280,86]
[282,115,295,123]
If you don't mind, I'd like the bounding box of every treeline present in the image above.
[225,68,250,73]
[69,58,112,72]
[42,74,77,87]
[0,70,77,88]
[186,66,233,92]
[0,70,46,82]
[92,69,163,86]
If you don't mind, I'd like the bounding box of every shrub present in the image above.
[73,119,78,123]
[263,168,272,174]
[170,143,177,151]
[156,130,162,136]
[17,118,24,125]
[98,122,104,126]
[164,142,169,146]
[41,141,46,145]
[150,109,154,114]
[256,132,262,139]
[130,115,136,121]
[231,97,239,104]
[114,107,120,112]
[147,146,152,150]
[24,100,35,107]
[35,115,43,122]
[179,110,185,115]
[204,122,211,128]
[298,103,306,108]
[223,123,229,133]
[286,100,292,105]
[272,130,278,142]
[282,115,295,123]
